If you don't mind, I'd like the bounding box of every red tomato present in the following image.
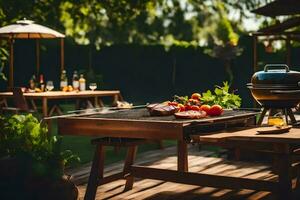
[191,93,201,100]
[207,105,223,116]
[178,104,185,112]
[190,105,200,111]
[185,105,192,110]
[200,105,211,113]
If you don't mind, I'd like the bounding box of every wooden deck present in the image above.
[68,145,296,200]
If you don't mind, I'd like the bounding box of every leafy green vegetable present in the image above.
[0,114,80,179]
[173,95,189,105]
[201,81,241,109]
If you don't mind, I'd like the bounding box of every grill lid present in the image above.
[251,64,300,87]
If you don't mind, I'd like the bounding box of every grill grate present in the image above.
[86,108,258,123]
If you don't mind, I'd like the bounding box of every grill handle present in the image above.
[264,64,290,72]
[270,90,300,94]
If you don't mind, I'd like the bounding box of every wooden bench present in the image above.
[190,127,300,199]
[84,137,147,200]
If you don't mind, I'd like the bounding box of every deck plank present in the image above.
[68,145,292,200]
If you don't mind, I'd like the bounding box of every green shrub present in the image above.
[0,114,79,179]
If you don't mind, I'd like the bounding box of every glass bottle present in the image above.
[29,75,36,90]
[60,70,68,90]
[72,70,79,91]
[39,74,45,92]
[79,74,86,91]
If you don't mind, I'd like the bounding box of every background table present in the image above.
[0,90,123,117]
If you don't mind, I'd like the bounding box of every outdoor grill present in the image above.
[89,108,255,123]
[247,64,300,124]
[58,108,259,139]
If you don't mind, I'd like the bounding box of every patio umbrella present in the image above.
[252,0,300,17]
[0,19,65,88]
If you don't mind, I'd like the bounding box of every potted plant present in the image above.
[0,114,80,200]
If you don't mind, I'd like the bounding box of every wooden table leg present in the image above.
[277,155,292,199]
[177,140,188,172]
[30,99,37,111]
[0,98,8,107]
[42,97,48,117]
[117,93,124,101]
[124,146,138,191]
[275,144,292,200]
[94,97,99,108]
[45,103,60,133]
[75,99,80,110]
[84,144,105,200]
[112,94,119,106]
[98,98,104,107]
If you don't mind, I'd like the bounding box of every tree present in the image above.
[58,0,270,48]
[0,0,270,80]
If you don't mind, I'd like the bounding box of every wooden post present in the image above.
[286,36,291,66]
[253,36,258,72]
[60,38,64,71]
[9,38,14,89]
[36,39,40,76]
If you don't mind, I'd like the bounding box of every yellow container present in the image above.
[268,116,286,126]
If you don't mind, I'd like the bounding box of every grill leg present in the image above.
[257,107,268,125]
[283,108,289,125]
[287,108,297,124]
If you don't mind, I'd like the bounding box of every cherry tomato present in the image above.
[177,103,185,112]
[185,104,192,110]
[207,105,223,116]
[191,93,201,100]
[200,105,211,113]
[190,105,200,111]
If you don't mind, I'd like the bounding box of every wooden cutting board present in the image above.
[256,126,292,134]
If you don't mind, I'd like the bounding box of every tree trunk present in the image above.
[172,56,177,91]
[224,59,233,85]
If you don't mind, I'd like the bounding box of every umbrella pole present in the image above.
[36,39,40,76]
[286,36,291,66]
[253,35,258,73]
[9,38,14,89]
[60,38,64,71]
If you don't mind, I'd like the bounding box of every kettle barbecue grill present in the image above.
[247,64,300,124]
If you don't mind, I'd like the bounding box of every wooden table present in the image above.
[57,108,259,200]
[0,90,123,117]
[191,127,300,200]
